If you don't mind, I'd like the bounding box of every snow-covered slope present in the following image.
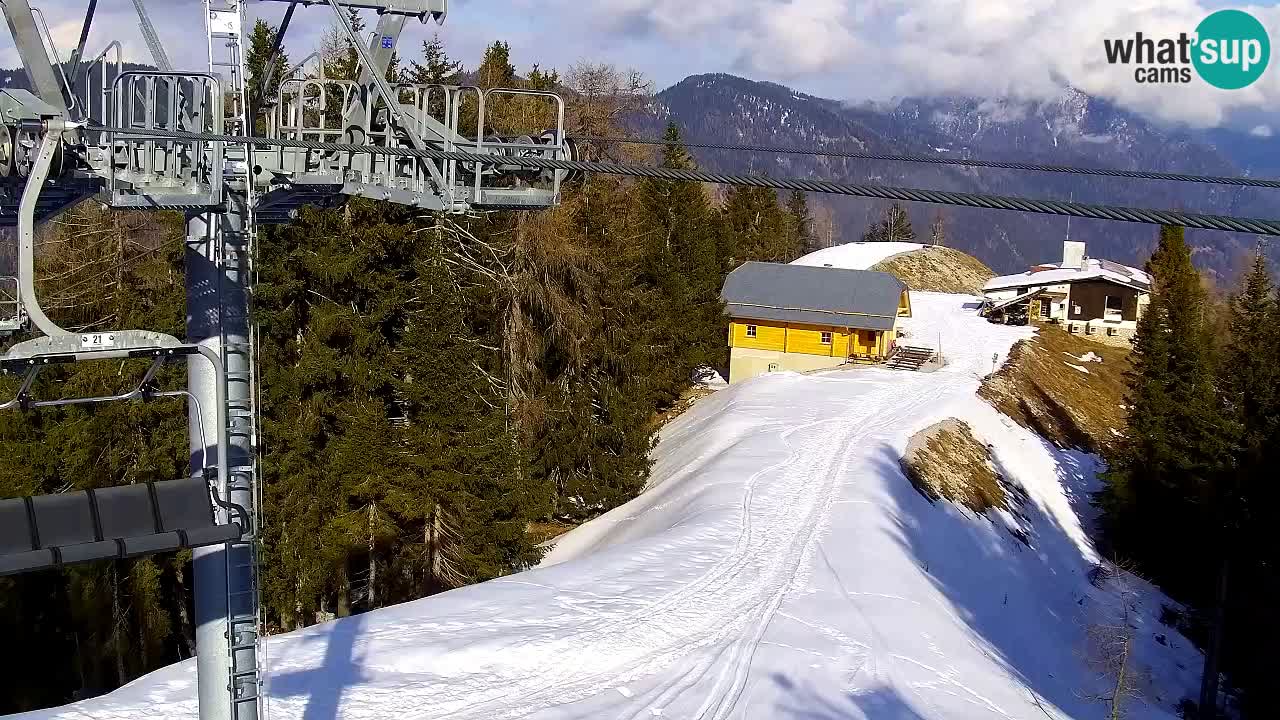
[792,241,923,270]
[14,294,1200,720]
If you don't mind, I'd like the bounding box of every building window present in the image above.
[745,324,757,338]
[820,331,832,345]
[1104,295,1123,321]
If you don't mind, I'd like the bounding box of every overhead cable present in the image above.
[98,126,1280,236]
[570,134,1280,190]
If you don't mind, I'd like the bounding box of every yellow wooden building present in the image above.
[721,262,911,383]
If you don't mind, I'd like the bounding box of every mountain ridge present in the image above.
[644,73,1274,277]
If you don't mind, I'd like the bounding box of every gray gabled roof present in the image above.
[721,262,906,331]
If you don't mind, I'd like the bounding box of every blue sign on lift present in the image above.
[381,35,394,49]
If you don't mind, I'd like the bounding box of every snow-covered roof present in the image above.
[984,257,1151,293]
[791,241,923,270]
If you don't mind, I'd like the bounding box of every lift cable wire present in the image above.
[568,134,1280,190]
[97,125,1280,236]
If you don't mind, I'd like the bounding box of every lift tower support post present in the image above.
[188,204,256,720]
[193,2,262,720]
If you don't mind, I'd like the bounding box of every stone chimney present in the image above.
[1062,240,1086,270]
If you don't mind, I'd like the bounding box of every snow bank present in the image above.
[14,295,1200,720]
[792,241,924,270]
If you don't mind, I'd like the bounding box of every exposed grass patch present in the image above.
[979,324,1131,455]
[870,246,995,295]
[527,520,578,546]
[649,385,718,433]
[901,418,1005,513]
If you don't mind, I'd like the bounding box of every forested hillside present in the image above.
[3,16,1277,720]
[1094,228,1279,720]
[0,23,814,711]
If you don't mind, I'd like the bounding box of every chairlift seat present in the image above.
[0,478,241,577]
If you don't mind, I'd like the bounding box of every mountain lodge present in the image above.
[721,262,911,384]
[981,241,1150,343]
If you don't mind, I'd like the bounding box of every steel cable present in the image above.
[97,126,1280,236]
[570,134,1280,190]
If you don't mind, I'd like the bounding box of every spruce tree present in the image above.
[786,190,816,255]
[862,203,916,243]
[636,122,725,383]
[245,20,289,134]
[407,31,462,116]
[1223,253,1277,474]
[1204,251,1279,719]
[722,184,796,263]
[1099,225,1231,599]
[883,203,914,242]
[476,41,516,89]
[0,205,191,709]
[255,198,553,623]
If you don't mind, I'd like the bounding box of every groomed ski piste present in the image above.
[14,246,1203,720]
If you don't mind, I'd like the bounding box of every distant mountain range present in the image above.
[643,73,1278,277]
[4,65,1276,278]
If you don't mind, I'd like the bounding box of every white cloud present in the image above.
[1250,123,1273,136]
[5,0,1280,129]
[559,0,1280,128]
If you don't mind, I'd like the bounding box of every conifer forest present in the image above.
[0,19,1277,720]
[0,23,812,711]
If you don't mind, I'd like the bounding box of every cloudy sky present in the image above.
[5,0,1280,130]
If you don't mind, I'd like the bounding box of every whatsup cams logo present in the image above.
[1103,9,1270,89]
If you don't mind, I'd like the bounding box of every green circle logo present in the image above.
[1193,9,1270,89]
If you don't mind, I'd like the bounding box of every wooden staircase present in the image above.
[885,345,936,371]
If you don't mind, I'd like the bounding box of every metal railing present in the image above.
[103,71,224,203]
[266,75,570,210]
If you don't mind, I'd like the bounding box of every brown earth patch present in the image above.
[901,418,1005,513]
[978,324,1131,455]
[870,246,995,295]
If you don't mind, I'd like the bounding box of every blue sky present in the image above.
[5,1,1280,130]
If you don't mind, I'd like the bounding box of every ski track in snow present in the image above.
[12,293,1202,720]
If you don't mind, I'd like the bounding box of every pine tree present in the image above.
[0,205,191,709]
[476,41,516,89]
[636,122,726,392]
[407,33,462,85]
[1216,251,1280,719]
[1223,253,1277,473]
[785,191,817,256]
[245,20,290,135]
[1099,225,1231,598]
[328,8,365,80]
[863,202,915,243]
[722,184,796,263]
[526,64,559,90]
